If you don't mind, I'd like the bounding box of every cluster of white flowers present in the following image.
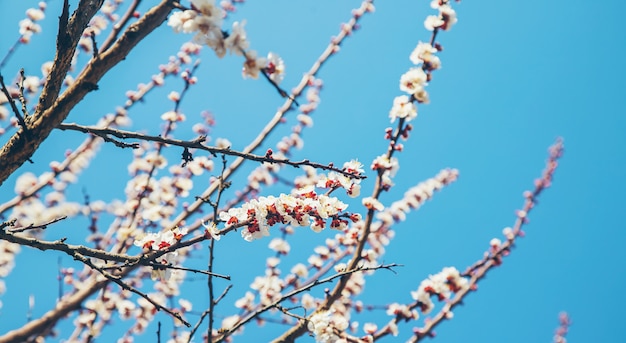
[78,14,108,53]
[410,266,469,314]
[125,148,213,228]
[8,136,104,227]
[425,0,458,31]
[377,168,458,224]
[370,154,399,193]
[389,1,457,121]
[315,160,365,198]
[362,196,384,212]
[133,226,188,280]
[218,187,359,241]
[250,269,284,305]
[0,240,20,311]
[399,68,428,103]
[168,0,223,37]
[399,40,442,105]
[168,0,285,81]
[389,94,417,122]
[268,237,290,254]
[19,2,46,43]
[410,41,441,71]
[307,310,349,343]
[266,52,285,83]
[386,302,419,322]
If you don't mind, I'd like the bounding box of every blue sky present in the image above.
[1,1,625,342]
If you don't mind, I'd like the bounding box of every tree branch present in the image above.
[406,139,564,342]
[56,123,366,179]
[0,0,178,187]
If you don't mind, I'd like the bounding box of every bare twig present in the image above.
[148,262,230,280]
[0,72,28,133]
[0,218,17,230]
[99,0,142,53]
[18,69,31,118]
[7,216,67,233]
[188,285,232,343]
[0,37,23,70]
[57,123,366,180]
[260,66,298,106]
[89,31,99,59]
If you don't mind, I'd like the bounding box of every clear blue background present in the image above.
[1,1,625,342]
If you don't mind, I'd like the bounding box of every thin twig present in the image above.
[188,285,232,343]
[57,123,366,180]
[0,37,23,70]
[99,0,142,52]
[7,216,67,233]
[89,32,99,59]
[18,69,30,118]
[148,262,230,280]
[72,251,191,327]
[0,72,28,133]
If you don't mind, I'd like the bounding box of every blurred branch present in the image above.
[5,216,67,233]
[72,251,191,327]
[553,312,571,343]
[99,0,142,52]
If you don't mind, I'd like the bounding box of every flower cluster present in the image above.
[168,0,285,82]
[389,94,417,122]
[377,168,459,224]
[386,302,419,330]
[316,160,365,198]
[410,41,441,72]
[425,0,458,31]
[307,310,349,343]
[168,0,223,38]
[133,227,188,280]
[78,14,108,53]
[19,2,46,43]
[219,187,359,241]
[266,52,285,83]
[410,267,469,314]
[389,1,458,121]
[370,154,399,191]
[398,40,442,105]
[0,240,20,311]
[553,312,571,343]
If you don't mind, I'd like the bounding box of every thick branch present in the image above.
[0,0,177,187]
